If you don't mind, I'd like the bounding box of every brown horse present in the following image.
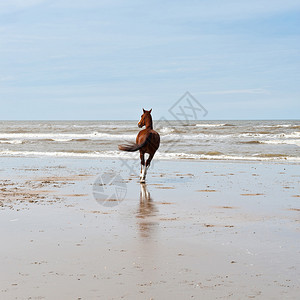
[118,109,160,182]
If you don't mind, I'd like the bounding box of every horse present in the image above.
[118,109,160,183]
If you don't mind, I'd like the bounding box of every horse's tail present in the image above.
[118,133,152,152]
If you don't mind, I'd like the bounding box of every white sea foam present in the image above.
[238,131,300,139]
[1,130,298,143]
[162,131,300,140]
[263,139,300,147]
[283,132,300,138]
[196,123,226,127]
[0,139,23,144]
[0,132,233,142]
[0,121,299,163]
[0,150,299,162]
[155,152,300,162]
[257,124,299,128]
[0,132,136,141]
[72,124,135,129]
[160,127,175,134]
[0,150,138,159]
[162,133,232,141]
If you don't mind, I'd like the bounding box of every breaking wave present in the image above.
[0,150,299,162]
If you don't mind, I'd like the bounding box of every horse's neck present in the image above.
[145,116,153,129]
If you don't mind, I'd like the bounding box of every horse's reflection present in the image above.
[137,183,158,238]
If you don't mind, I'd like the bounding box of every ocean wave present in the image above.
[284,132,300,138]
[204,151,224,156]
[0,150,299,162]
[52,138,74,142]
[238,133,272,138]
[0,132,136,141]
[72,124,137,129]
[257,124,300,129]
[239,141,263,144]
[0,150,136,159]
[254,153,289,158]
[263,139,300,147]
[0,132,233,142]
[156,152,300,162]
[162,133,232,140]
[160,127,175,134]
[238,131,300,139]
[0,139,24,144]
[196,123,226,127]
[1,131,299,146]
[163,131,299,140]
[71,138,90,142]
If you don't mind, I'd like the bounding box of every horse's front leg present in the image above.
[140,151,145,182]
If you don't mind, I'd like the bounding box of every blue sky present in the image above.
[0,0,299,120]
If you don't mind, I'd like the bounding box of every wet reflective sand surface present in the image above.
[0,157,299,299]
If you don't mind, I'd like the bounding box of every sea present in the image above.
[0,120,299,163]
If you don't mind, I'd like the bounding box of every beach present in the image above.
[1,156,299,299]
[1,0,300,297]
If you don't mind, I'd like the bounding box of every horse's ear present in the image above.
[149,108,152,113]
[143,108,145,113]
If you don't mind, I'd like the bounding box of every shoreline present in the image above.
[0,157,299,299]
[0,152,300,164]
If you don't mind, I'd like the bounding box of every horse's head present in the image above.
[138,108,152,128]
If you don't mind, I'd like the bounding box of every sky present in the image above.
[0,0,299,120]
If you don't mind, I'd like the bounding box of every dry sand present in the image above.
[0,157,299,299]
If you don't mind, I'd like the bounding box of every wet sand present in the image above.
[0,157,299,299]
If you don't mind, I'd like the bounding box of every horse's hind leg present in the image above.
[140,153,153,182]
[140,165,147,183]
[140,152,146,182]
[146,153,154,168]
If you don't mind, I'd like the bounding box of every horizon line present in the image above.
[0,119,299,122]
